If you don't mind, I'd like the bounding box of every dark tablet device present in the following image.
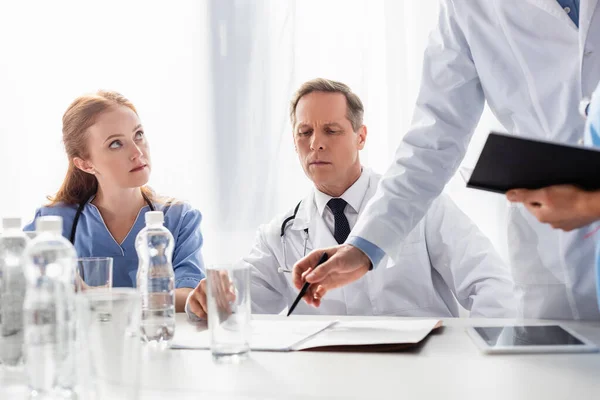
[467,325,598,354]
[467,132,600,194]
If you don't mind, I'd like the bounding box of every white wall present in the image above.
[0,0,510,265]
[0,0,214,223]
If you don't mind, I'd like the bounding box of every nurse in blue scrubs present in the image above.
[24,90,205,312]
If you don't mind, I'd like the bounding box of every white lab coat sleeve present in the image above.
[243,225,289,315]
[351,0,485,260]
[425,195,517,318]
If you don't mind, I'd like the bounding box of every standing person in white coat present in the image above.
[293,0,600,320]
[185,78,516,319]
[506,82,600,311]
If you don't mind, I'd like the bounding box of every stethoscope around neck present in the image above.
[69,191,155,245]
[278,200,309,274]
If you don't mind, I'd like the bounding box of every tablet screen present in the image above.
[474,326,584,347]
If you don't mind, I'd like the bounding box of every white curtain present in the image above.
[0,0,508,264]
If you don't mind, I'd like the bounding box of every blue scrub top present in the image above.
[584,81,600,311]
[24,198,206,288]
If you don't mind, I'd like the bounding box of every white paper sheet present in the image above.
[171,320,338,352]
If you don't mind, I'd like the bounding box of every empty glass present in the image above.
[76,257,113,292]
[76,288,142,399]
[207,262,251,363]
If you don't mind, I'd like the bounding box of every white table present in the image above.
[140,314,600,399]
[3,314,600,399]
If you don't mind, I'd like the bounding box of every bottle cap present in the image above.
[145,211,164,225]
[2,217,21,230]
[35,216,63,234]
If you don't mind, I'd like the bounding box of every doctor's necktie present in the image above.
[327,198,351,245]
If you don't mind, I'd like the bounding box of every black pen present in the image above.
[287,252,329,317]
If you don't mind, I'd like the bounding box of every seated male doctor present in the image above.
[186,78,516,318]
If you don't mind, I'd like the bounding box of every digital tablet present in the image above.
[466,132,600,194]
[466,325,599,354]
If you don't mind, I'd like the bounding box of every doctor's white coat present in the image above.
[351,0,600,320]
[246,169,516,318]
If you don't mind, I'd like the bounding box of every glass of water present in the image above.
[207,262,251,363]
[76,257,113,291]
[76,257,114,322]
[76,288,142,399]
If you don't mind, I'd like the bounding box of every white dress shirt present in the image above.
[313,169,369,237]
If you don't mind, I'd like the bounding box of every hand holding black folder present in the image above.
[467,132,600,193]
[467,132,600,230]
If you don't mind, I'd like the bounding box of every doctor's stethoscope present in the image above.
[278,201,309,274]
[69,191,155,245]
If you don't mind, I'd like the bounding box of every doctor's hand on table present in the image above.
[186,273,236,319]
[507,185,600,231]
[292,244,371,307]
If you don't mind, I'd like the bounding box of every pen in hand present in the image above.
[287,252,329,317]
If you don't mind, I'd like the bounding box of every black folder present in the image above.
[467,132,600,194]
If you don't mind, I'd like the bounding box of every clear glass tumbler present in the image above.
[76,257,113,291]
[76,288,142,399]
[207,262,251,363]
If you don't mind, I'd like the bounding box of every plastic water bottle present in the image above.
[23,216,78,397]
[136,211,175,347]
[0,217,29,367]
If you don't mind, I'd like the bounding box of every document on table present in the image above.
[172,319,442,352]
[295,319,442,351]
[172,320,337,351]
